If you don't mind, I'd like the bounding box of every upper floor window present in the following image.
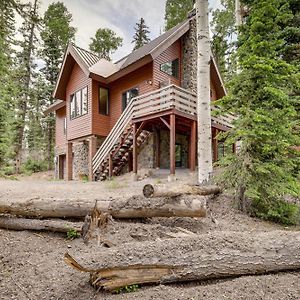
[160,58,179,78]
[99,87,109,115]
[70,86,88,119]
[122,87,139,111]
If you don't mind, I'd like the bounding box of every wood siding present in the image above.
[108,62,153,131]
[55,106,67,146]
[91,80,111,137]
[153,40,181,89]
[66,63,92,140]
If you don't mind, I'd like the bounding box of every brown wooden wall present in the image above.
[91,80,111,137]
[65,63,92,140]
[153,40,181,89]
[55,106,67,147]
[108,62,153,131]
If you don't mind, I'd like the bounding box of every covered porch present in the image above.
[129,84,235,180]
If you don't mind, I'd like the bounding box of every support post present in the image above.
[132,123,138,181]
[88,136,98,181]
[169,114,176,181]
[66,142,73,181]
[190,120,196,172]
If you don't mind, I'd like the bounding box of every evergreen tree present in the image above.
[210,0,237,81]
[89,28,122,61]
[13,0,40,173]
[132,18,150,50]
[0,0,17,169]
[164,0,194,31]
[40,1,76,169]
[217,0,300,224]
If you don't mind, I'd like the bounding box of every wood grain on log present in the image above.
[0,216,82,233]
[64,230,300,291]
[0,195,206,218]
[143,183,221,198]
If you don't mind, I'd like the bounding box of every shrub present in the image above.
[251,198,299,226]
[66,229,80,239]
[23,159,48,173]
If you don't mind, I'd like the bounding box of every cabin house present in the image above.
[45,14,234,181]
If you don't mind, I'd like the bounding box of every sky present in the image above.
[20,0,221,61]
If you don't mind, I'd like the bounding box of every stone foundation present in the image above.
[72,141,89,180]
[160,130,189,169]
[138,133,155,169]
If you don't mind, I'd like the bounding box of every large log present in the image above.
[0,195,206,219]
[64,230,300,291]
[0,216,82,233]
[143,183,221,198]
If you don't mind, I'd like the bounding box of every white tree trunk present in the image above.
[196,0,213,184]
[235,0,242,26]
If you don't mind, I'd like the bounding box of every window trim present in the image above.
[70,86,88,120]
[159,58,179,79]
[98,86,110,116]
[121,86,139,111]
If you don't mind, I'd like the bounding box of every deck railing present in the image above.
[92,84,236,175]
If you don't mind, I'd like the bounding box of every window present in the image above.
[63,118,67,135]
[160,58,179,78]
[99,87,109,115]
[70,86,88,119]
[122,87,139,111]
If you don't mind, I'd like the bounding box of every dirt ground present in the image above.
[0,171,299,299]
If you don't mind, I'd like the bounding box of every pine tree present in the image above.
[217,0,300,224]
[132,18,150,50]
[89,28,122,61]
[40,2,76,169]
[165,0,194,31]
[210,0,237,81]
[0,0,17,170]
[13,0,40,173]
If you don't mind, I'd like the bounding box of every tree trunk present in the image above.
[65,230,300,291]
[0,216,82,233]
[0,195,206,219]
[14,0,39,173]
[143,183,220,198]
[196,0,213,184]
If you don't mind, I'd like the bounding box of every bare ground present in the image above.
[0,171,299,299]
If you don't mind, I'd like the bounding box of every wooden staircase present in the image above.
[94,124,150,181]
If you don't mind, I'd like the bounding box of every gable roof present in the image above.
[117,20,190,70]
[72,44,101,68]
[50,14,226,114]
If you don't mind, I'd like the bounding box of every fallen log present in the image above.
[64,230,300,291]
[0,195,206,219]
[143,183,221,198]
[0,216,82,233]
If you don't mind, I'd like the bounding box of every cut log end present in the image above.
[143,184,155,198]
